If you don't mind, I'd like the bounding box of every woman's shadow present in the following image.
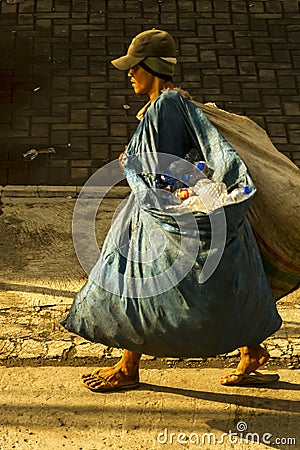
[139,379,300,413]
[140,380,299,448]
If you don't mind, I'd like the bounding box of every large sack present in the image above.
[61,90,282,357]
[185,93,300,300]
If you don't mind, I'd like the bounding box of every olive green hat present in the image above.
[111,29,177,71]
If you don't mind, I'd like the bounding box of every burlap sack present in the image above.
[194,98,300,299]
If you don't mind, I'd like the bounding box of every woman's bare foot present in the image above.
[220,345,270,385]
[81,350,141,392]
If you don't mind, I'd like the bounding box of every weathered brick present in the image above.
[12,116,30,130]
[50,130,69,144]
[282,1,300,13]
[250,17,268,31]
[110,123,127,137]
[51,103,69,117]
[180,44,198,56]
[223,82,240,95]
[231,1,247,13]
[53,2,71,12]
[196,1,211,13]
[203,76,220,89]
[90,116,108,130]
[71,159,94,167]
[71,109,88,124]
[273,49,292,64]
[219,56,236,68]
[0,169,8,185]
[267,122,286,136]
[0,0,299,186]
[1,3,18,14]
[284,102,300,115]
[31,124,50,137]
[36,19,52,32]
[28,167,48,184]
[242,89,260,102]
[201,50,217,63]
[293,55,300,69]
[288,130,300,144]
[53,25,70,38]
[216,30,232,42]
[235,37,252,49]
[8,168,29,184]
[50,160,69,168]
[71,167,89,183]
[259,69,276,82]
[240,62,257,75]
[231,13,249,25]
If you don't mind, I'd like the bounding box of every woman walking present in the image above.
[61,30,281,392]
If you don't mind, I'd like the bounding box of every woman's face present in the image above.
[128,65,155,96]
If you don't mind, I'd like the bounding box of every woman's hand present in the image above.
[119,146,128,168]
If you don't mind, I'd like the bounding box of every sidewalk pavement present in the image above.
[0,188,299,449]
[0,367,299,450]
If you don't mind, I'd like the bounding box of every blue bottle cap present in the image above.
[182,173,190,182]
[161,175,177,185]
[242,185,251,195]
[195,161,206,171]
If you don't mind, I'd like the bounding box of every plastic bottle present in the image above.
[162,161,191,187]
[174,188,190,200]
[191,179,227,211]
[160,172,177,189]
[178,195,207,212]
[179,161,210,185]
[164,188,192,209]
[163,192,184,211]
[161,159,210,190]
[225,185,252,204]
[193,160,210,177]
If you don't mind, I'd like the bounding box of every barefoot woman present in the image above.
[62,30,281,391]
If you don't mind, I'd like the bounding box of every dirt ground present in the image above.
[0,196,299,449]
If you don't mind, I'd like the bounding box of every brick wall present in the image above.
[0,0,299,185]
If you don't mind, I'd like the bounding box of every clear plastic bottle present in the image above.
[191,179,227,211]
[179,161,210,185]
[171,180,226,212]
[161,158,210,189]
[164,189,204,212]
[164,180,252,212]
[178,195,207,212]
[225,185,252,204]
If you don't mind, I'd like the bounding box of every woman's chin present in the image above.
[132,86,144,96]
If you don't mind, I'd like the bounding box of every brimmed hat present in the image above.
[111,29,177,71]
